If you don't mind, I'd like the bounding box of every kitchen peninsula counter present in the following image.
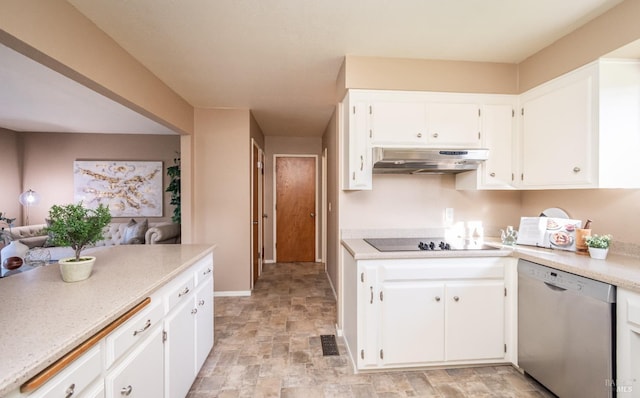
[0,244,214,397]
[342,238,640,292]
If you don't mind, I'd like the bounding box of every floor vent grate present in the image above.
[320,334,339,356]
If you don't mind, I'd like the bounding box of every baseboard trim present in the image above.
[264,259,275,264]
[214,291,251,297]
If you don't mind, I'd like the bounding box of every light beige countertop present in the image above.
[342,238,640,292]
[0,244,214,397]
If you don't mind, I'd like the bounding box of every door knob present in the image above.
[310,213,315,217]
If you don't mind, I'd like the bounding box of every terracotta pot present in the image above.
[58,256,96,282]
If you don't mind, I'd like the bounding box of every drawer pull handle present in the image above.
[178,286,190,297]
[203,268,212,275]
[65,383,75,398]
[435,296,441,302]
[370,286,374,304]
[121,385,133,396]
[490,172,496,177]
[454,296,460,302]
[198,299,205,306]
[191,308,198,315]
[133,319,151,336]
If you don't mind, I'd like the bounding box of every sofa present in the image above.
[2,220,181,260]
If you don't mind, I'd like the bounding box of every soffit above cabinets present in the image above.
[0,43,178,135]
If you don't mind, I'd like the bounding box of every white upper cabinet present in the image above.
[456,97,517,190]
[341,91,373,190]
[367,91,481,147]
[518,59,640,189]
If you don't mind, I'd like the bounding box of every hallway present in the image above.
[187,262,552,397]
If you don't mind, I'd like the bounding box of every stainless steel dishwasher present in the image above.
[518,259,616,398]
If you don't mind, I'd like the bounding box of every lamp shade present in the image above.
[18,189,40,207]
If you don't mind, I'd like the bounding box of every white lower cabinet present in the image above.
[345,255,512,371]
[165,291,197,398]
[15,253,214,398]
[105,326,164,398]
[617,288,640,396]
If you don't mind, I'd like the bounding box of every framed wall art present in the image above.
[74,160,163,217]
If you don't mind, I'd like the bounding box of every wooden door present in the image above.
[275,156,316,262]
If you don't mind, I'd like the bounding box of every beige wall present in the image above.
[343,56,519,94]
[19,132,179,226]
[521,189,640,246]
[263,135,323,261]
[193,108,253,293]
[519,0,640,92]
[0,0,193,134]
[0,129,22,223]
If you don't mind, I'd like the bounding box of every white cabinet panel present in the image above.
[342,93,373,190]
[380,282,444,365]
[445,281,505,361]
[358,263,379,368]
[106,326,164,398]
[195,275,214,371]
[371,101,427,145]
[165,291,197,398]
[28,346,102,398]
[520,70,594,187]
[617,288,640,396]
[428,102,480,147]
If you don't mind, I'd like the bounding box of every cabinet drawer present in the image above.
[194,256,214,287]
[29,345,102,398]
[105,299,164,368]
[373,258,505,281]
[166,272,195,311]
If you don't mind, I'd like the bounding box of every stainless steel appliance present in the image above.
[364,237,499,252]
[372,147,489,174]
[518,259,616,398]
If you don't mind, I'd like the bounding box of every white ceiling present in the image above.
[1,0,632,137]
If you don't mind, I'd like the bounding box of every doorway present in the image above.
[251,140,264,288]
[274,155,317,262]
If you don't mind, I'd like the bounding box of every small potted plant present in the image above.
[45,202,111,282]
[584,234,612,260]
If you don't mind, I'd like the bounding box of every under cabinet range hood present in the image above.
[372,147,489,174]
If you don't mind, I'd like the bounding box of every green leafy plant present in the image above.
[584,234,612,249]
[45,203,112,261]
[166,154,181,224]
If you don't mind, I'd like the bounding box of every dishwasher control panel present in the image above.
[518,259,616,303]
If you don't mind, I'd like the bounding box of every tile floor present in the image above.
[187,262,554,397]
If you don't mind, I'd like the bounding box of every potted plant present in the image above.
[166,154,181,224]
[584,234,612,260]
[45,203,111,282]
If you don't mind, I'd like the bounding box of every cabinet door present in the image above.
[345,101,371,189]
[520,72,595,188]
[445,280,505,361]
[195,274,214,371]
[106,326,164,398]
[480,104,515,187]
[358,263,379,367]
[165,296,196,398]
[370,101,427,145]
[427,102,480,147]
[380,281,445,365]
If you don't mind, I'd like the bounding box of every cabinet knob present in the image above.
[65,383,76,398]
[573,166,581,173]
[454,296,460,302]
[432,133,439,138]
[178,286,190,297]
[121,385,133,396]
[191,308,198,315]
[489,172,496,177]
[417,133,422,138]
[435,296,441,302]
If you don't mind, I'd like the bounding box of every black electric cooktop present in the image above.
[364,237,499,252]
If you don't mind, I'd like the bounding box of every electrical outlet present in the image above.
[444,208,454,224]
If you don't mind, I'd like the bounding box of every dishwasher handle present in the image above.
[544,281,567,292]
